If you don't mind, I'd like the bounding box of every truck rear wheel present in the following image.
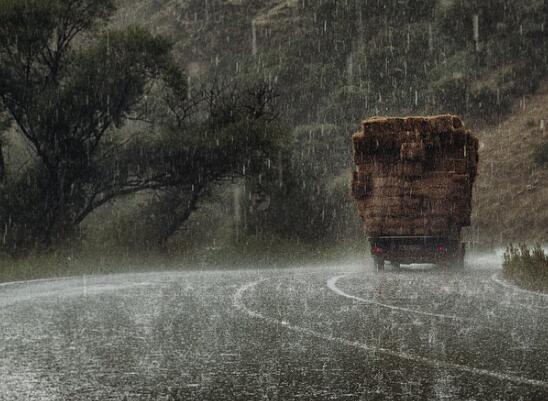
[373,256,385,271]
[440,244,465,270]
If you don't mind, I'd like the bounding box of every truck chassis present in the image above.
[369,236,465,270]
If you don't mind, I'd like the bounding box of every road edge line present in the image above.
[234,279,548,390]
[327,274,468,322]
[491,274,548,299]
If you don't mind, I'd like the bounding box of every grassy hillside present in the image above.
[473,83,548,244]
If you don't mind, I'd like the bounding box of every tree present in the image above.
[0,0,178,254]
[0,0,285,255]
[114,78,285,249]
[244,123,357,243]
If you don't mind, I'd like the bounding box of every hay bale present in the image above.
[372,176,410,188]
[364,196,423,209]
[400,142,426,161]
[361,206,426,219]
[373,185,410,197]
[434,158,468,174]
[353,127,470,160]
[356,162,376,174]
[394,162,424,177]
[362,114,463,136]
[351,115,477,238]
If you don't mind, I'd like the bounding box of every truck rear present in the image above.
[351,115,479,270]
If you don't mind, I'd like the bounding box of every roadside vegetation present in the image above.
[0,0,286,258]
[503,244,548,293]
[0,237,368,284]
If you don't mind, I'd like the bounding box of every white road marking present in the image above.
[0,282,154,307]
[234,279,548,389]
[491,274,548,300]
[327,275,468,322]
[0,276,75,288]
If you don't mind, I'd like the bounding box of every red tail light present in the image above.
[372,245,383,254]
[437,245,447,253]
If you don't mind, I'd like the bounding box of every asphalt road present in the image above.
[1,256,547,400]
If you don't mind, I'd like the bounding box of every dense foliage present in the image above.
[149,0,548,124]
[503,244,548,292]
[0,0,285,255]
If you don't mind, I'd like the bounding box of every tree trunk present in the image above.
[157,186,204,249]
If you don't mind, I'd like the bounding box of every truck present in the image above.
[351,115,479,270]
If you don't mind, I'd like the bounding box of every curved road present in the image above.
[1,258,547,400]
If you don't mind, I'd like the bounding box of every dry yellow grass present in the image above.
[472,83,548,244]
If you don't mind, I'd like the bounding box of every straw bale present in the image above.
[365,196,423,209]
[356,162,376,174]
[362,203,465,221]
[432,156,467,173]
[352,115,477,237]
[411,183,454,198]
[353,133,404,154]
[395,162,424,177]
[372,185,411,197]
[362,162,424,177]
[361,207,426,219]
[362,115,463,136]
[353,127,470,157]
[439,158,469,174]
[372,175,409,185]
[351,171,371,199]
[436,130,469,148]
[356,162,401,175]
[400,142,426,161]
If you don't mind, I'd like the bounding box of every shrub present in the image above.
[432,76,469,115]
[532,142,548,167]
[503,244,548,292]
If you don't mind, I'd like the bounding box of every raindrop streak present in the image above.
[235,280,548,390]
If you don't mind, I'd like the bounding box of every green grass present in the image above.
[0,237,369,284]
[503,244,548,292]
[0,252,177,284]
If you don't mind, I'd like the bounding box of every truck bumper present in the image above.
[369,236,463,265]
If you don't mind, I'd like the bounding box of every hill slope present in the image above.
[473,84,548,244]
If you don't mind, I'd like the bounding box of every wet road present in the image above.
[1,258,547,400]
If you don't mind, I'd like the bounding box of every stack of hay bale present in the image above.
[351,115,479,238]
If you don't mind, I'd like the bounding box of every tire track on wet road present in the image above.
[233,278,548,390]
[327,274,469,322]
[0,275,155,307]
[491,274,548,300]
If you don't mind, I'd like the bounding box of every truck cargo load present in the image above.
[351,115,479,270]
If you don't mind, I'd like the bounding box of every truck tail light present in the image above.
[372,245,383,255]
